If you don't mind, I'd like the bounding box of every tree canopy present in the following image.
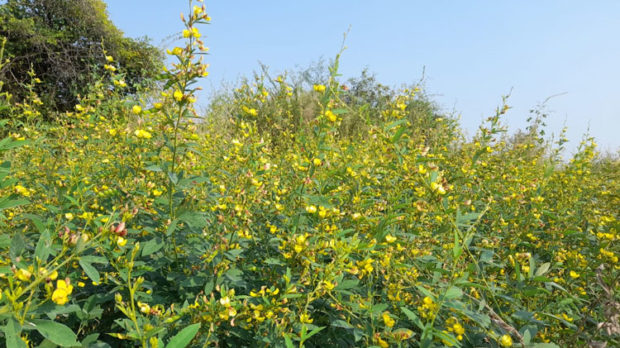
[0,0,163,112]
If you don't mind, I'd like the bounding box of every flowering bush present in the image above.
[0,1,617,347]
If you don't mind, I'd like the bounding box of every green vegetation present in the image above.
[0,0,163,113]
[0,1,617,347]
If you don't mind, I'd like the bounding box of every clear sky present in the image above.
[104,1,620,154]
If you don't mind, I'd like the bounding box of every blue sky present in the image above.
[104,1,620,154]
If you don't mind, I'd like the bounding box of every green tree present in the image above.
[0,0,163,113]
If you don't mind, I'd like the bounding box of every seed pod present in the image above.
[115,222,126,234]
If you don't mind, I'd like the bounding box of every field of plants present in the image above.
[0,1,618,347]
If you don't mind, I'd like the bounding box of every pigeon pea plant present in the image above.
[0,0,618,347]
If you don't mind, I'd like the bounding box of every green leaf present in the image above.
[283,333,295,348]
[429,171,438,183]
[178,211,206,228]
[4,318,26,348]
[432,328,459,346]
[224,268,243,282]
[0,196,29,210]
[302,326,325,341]
[264,258,284,266]
[522,329,532,345]
[444,286,463,300]
[37,339,59,348]
[371,303,388,315]
[79,259,100,283]
[0,234,11,248]
[304,194,333,208]
[24,213,46,233]
[166,323,201,348]
[168,172,179,185]
[390,126,407,144]
[336,279,359,290]
[331,320,354,329]
[31,319,79,347]
[535,262,551,276]
[145,165,163,172]
[80,333,100,347]
[10,232,26,259]
[141,238,164,256]
[80,255,108,264]
[0,161,11,181]
[166,219,178,237]
[400,307,424,330]
[415,285,435,300]
[452,230,462,259]
[0,138,30,151]
[34,230,52,262]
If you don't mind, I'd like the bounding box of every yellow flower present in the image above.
[242,106,258,116]
[15,185,30,197]
[325,109,337,122]
[134,129,152,139]
[453,323,465,336]
[78,212,94,220]
[132,105,142,114]
[294,243,303,253]
[105,55,114,62]
[300,312,313,324]
[117,236,127,247]
[15,268,32,282]
[220,296,231,307]
[322,280,335,291]
[561,313,573,322]
[182,27,201,38]
[313,158,322,166]
[152,189,163,197]
[430,181,446,195]
[52,279,73,305]
[305,205,317,214]
[385,234,397,243]
[65,213,74,221]
[376,337,389,348]
[174,90,184,102]
[313,84,326,93]
[382,311,395,328]
[499,334,512,347]
[569,270,579,279]
[138,302,151,314]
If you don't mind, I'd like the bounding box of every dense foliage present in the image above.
[0,1,618,347]
[0,0,163,113]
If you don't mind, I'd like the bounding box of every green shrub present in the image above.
[0,1,617,347]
